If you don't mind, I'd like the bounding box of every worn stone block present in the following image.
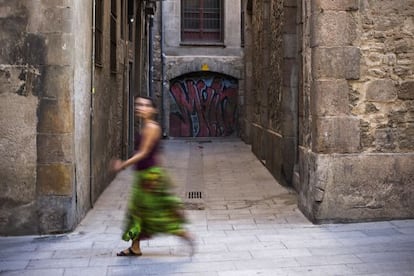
[37,98,73,133]
[265,132,296,186]
[251,124,265,161]
[0,203,38,235]
[283,7,297,34]
[38,164,73,196]
[296,148,319,221]
[265,130,283,182]
[283,58,298,87]
[365,79,397,102]
[311,153,414,222]
[263,128,296,186]
[44,33,73,66]
[40,0,72,6]
[281,136,296,184]
[312,116,360,153]
[37,134,73,163]
[312,47,361,80]
[0,94,37,208]
[0,66,28,96]
[399,123,414,150]
[311,12,357,47]
[284,0,297,8]
[312,0,359,12]
[40,65,72,100]
[311,80,350,116]
[29,6,72,33]
[37,195,74,234]
[398,81,414,100]
[283,34,298,58]
[365,1,412,14]
[374,128,397,151]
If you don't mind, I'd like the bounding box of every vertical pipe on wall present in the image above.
[148,14,154,98]
[90,0,96,208]
[160,1,166,136]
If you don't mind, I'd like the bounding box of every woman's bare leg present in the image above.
[117,238,142,256]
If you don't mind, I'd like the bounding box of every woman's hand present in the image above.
[110,159,124,173]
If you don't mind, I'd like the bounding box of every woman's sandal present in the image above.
[116,247,142,257]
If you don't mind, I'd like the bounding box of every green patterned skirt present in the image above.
[122,167,187,241]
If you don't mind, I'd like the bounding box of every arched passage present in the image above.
[169,72,238,137]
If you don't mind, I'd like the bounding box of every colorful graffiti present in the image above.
[169,74,238,137]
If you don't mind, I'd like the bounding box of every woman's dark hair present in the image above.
[136,96,157,108]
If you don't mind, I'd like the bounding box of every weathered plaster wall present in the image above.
[298,0,414,222]
[0,1,40,234]
[0,0,77,234]
[73,0,93,220]
[0,0,128,235]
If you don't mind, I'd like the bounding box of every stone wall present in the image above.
[246,0,299,185]
[0,0,77,234]
[0,0,131,235]
[297,0,414,222]
[352,1,414,153]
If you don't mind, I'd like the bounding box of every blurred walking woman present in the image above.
[111,96,194,257]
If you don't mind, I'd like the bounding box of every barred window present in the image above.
[181,0,223,43]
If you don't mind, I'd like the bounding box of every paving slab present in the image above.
[1,139,413,275]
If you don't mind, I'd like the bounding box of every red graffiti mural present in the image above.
[169,74,238,137]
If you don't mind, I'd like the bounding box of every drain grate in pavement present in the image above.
[188,191,202,199]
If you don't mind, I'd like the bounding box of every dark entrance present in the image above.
[169,72,238,137]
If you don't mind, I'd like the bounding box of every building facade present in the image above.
[152,0,244,138]
[243,0,414,222]
[0,0,153,235]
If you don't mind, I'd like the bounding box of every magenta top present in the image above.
[133,132,159,171]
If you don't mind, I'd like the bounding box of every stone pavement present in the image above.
[1,139,414,276]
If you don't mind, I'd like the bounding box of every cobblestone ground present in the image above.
[1,139,414,275]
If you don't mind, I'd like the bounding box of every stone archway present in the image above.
[169,72,238,137]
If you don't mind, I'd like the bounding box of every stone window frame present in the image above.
[181,0,224,44]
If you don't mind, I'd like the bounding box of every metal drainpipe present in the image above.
[148,13,154,98]
[89,0,96,208]
[160,0,166,136]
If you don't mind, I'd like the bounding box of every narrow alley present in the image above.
[1,139,413,275]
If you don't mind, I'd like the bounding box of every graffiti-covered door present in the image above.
[169,73,238,137]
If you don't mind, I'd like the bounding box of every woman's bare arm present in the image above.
[112,122,161,171]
